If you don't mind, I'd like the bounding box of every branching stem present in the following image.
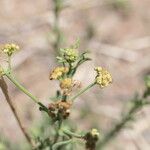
[5,72,39,104]
[62,129,83,139]
[53,120,63,144]
[71,82,96,101]
[52,139,73,150]
[0,77,34,148]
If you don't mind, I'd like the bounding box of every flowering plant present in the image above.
[0,41,149,150]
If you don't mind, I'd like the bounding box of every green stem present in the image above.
[62,129,83,139]
[0,77,34,148]
[5,72,39,103]
[8,56,12,71]
[52,139,73,150]
[53,120,62,144]
[98,101,145,149]
[71,82,96,101]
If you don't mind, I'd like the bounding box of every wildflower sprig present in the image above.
[0,43,47,106]
[0,41,111,150]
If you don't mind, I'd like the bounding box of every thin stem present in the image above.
[71,82,96,101]
[5,72,39,103]
[98,102,144,149]
[0,77,34,148]
[62,129,83,139]
[53,120,62,144]
[52,139,73,150]
[8,56,12,71]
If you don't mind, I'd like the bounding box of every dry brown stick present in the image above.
[0,77,34,148]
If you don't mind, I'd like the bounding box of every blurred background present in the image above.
[0,0,150,149]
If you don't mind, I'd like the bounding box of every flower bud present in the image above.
[91,129,100,138]
[63,48,78,63]
[60,78,73,89]
[1,43,19,56]
[49,67,69,80]
[84,128,100,150]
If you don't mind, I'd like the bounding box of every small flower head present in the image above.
[84,128,100,150]
[49,67,69,80]
[63,48,78,63]
[60,78,73,90]
[91,129,100,138]
[1,43,19,56]
[48,101,72,120]
[95,67,112,88]
[60,79,82,96]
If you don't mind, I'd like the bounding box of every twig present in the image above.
[98,97,150,149]
[0,77,34,148]
[5,72,39,103]
[53,120,62,144]
[70,82,96,101]
[52,139,72,150]
[62,129,83,139]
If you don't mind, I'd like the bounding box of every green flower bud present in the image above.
[63,48,78,63]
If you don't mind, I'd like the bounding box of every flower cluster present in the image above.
[84,129,100,150]
[48,101,72,120]
[60,78,73,89]
[49,67,69,80]
[95,67,112,88]
[62,48,78,63]
[1,43,19,56]
[0,41,114,150]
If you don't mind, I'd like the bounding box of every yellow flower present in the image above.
[63,48,78,62]
[91,129,100,138]
[49,67,69,80]
[1,43,19,56]
[95,67,112,88]
[60,78,73,89]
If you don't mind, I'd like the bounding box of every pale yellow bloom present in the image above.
[60,78,73,89]
[91,129,100,138]
[49,67,69,80]
[95,67,112,88]
[1,43,19,56]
